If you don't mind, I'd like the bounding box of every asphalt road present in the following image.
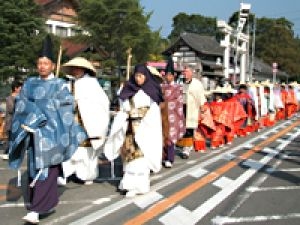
[0,115,299,225]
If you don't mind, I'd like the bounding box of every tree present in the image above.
[168,13,218,42]
[76,0,162,72]
[255,17,300,78]
[0,0,46,81]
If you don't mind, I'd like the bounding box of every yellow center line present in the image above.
[124,120,300,225]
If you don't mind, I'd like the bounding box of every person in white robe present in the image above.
[104,64,164,197]
[178,65,206,158]
[58,57,110,185]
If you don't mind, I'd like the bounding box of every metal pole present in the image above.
[249,17,256,82]
[273,71,277,84]
[234,38,238,85]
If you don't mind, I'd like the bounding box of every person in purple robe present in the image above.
[161,57,185,167]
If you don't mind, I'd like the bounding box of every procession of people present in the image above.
[1,35,300,224]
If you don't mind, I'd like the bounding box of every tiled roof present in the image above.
[62,39,89,58]
[163,32,224,56]
[253,57,288,77]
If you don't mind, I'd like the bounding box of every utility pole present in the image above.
[249,17,256,82]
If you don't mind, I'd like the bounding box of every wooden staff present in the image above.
[55,44,63,77]
[126,47,132,81]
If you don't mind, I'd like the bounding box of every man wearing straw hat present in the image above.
[57,57,110,186]
[8,35,86,224]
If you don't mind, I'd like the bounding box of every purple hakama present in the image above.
[27,165,59,213]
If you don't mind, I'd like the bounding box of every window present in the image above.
[56,26,68,37]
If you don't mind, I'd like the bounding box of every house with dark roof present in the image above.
[162,32,289,88]
[251,57,288,82]
[162,32,226,89]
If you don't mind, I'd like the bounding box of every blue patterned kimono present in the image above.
[8,76,87,180]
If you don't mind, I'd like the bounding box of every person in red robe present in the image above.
[194,99,216,152]
[223,86,247,143]
[209,87,233,149]
[286,84,298,118]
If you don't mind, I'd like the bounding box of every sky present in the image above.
[140,0,300,38]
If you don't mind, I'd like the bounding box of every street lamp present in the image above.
[272,62,278,84]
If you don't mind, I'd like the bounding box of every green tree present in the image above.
[168,13,218,42]
[255,17,300,78]
[76,0,161,72]
[0,0,46,81]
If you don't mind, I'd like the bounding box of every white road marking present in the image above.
[276,138,291,145]
[161,128,300,225]
[62,120,295,224]
[210,128,300,224]
[278,168,300,172]
[133,191,163,209]
[241,159,265,170]
[68,198,133,225]
[159,205,196,225]
[92,197,111,205]
[188,167,208,178]
[222,153,236,161]
[240,143,253,149]
[213,176,234,189]
[258,135,268,139]
[247,185,300,192]
[0,199,111,208]
[187,160,197,164]
[160,155,270,224]
[0,166,26,171]
[0,202,25,208]
[261,147,278,156]
[212,213,300,224]
[280,155,298,160]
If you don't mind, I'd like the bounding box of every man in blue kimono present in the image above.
[8,35,86,224]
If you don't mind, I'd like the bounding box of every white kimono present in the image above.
[62,75,110,181]
[273,87,284,109]
[184,78,207,128]
[104,90,162,193]
[258,85,268,117]
[248,86,259,120]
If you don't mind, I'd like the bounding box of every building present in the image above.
[34,0,106,69]
[162,32,289,89]
[162,32,226,89]
[35,0,80,37]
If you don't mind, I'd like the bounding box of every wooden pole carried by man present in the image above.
[55,44,63,77]
[126,47,132,81]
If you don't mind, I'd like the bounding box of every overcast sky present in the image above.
[140,0,300,38]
